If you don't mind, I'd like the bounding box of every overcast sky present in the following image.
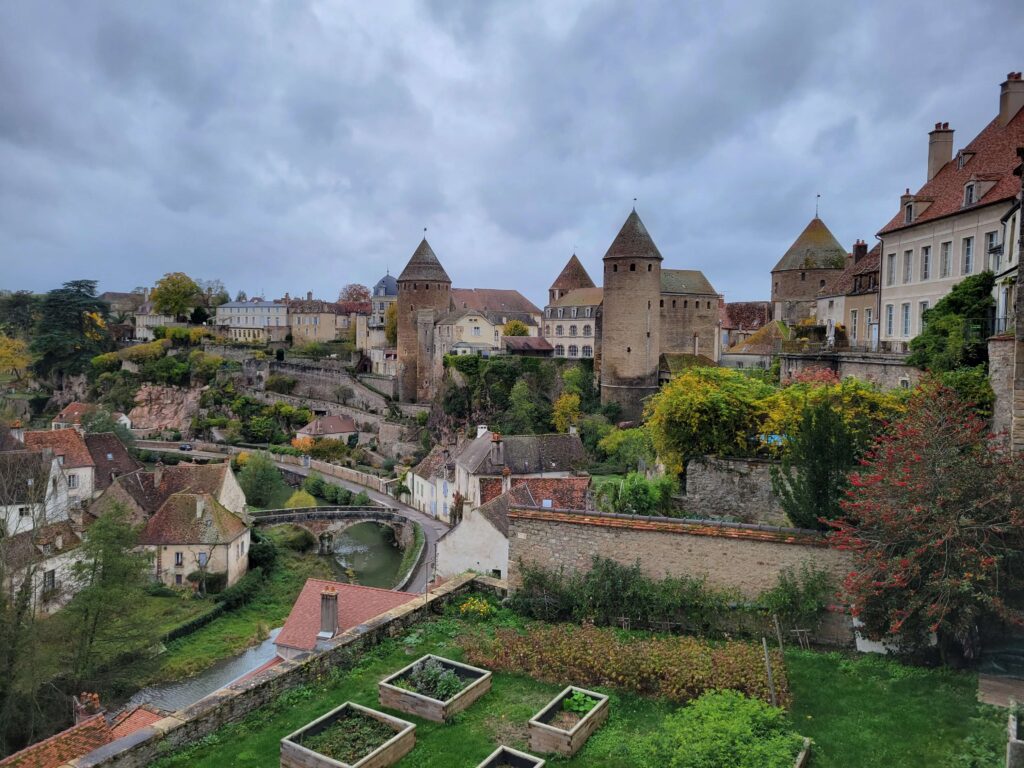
[1,1,1021,307]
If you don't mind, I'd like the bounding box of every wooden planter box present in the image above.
[794,737,812,768]
[378,654,492,723]
[475,745,546,768]
[280,701,415,768]
[528,686,609,757]
[1008,711,1024,768]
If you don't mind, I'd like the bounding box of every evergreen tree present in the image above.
[503,380,537,434]
[771,398,856,530]
[30,280,110,383]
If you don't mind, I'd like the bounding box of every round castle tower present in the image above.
[599,209,663,421]
[396,238,451,402]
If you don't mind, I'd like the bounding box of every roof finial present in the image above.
[632,197,637,212]
[815,193,821,218]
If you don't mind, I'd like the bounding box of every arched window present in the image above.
[568,345,579,357]
[582,345,593,358]
[583,325,591,336]
[569,325,577,335]
[555,325,563,336]
[546,308,551,318]
[555,344,565,356]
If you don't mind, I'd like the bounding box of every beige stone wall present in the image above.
[659,293,720,361]
[507,511,851,599]
[396,280,450,402]
[772,268,844,325]
[844,293,878,346]
[218,468,247,516]
[152,532,249,588]
[990,336,1015,442]
[684,457,787,526]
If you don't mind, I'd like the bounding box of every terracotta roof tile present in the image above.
[140,493,247,546]
[275,579,417,652]
[550,254,595,292]
[298,415,357,437]
[0,715,111,768]
[94,464,231,519]
[450,288,540,316]
[455,433,588,476]
[476,477,592,536]
[23,429,92,469]
[83,433,141,492]
[503,336,553,353]
[412,445,450,481]
[109,706,163,739]
[53,402,95,425]
[879,107,1024,235]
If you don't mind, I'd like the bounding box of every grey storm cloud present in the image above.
[1,0,1022,305]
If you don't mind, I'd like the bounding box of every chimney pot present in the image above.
[1000,72,1024,126]
[318,587,339,640]
[926,122,955,181]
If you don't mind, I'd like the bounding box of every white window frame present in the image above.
[962,236,974,275]
[940,241,952,277]
[900,303,911,337]
[885,304,894,337]
[920,246,931,280]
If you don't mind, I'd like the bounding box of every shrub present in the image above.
[461,623,788,705]
[145,581,177,598]
[284,489,317,509]
[186,569,228,594]
[302,471,325,497]
[215,567,265,610]
[352,491,371,506]
[276,525,316,552]
[458,595,495,621]
[247,530,278,572]
[265,374,297,394]
[633,690,804,768]
[321,483,340,504]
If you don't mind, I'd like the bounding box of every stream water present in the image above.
[125,522,405,713]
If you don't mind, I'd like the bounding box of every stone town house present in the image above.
[877,72,1024,347]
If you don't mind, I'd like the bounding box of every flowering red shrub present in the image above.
[788,367,841,385]
[460,623,788,706]
[829,384,1024,657]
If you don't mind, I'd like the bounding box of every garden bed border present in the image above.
[475,745,546,768]
[280,700,415,768]
[378,654,492,723]
[527,685,609,757]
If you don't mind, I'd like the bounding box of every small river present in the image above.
[126,522,404,712]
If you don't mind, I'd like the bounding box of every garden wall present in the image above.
[684,456,786,526]
[989,335,1015,444]
[69,574,502,768]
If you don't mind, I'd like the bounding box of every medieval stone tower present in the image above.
[396,238,451,402]
[599,209,663,420]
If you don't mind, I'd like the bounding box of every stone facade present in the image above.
[659,289,720,361]
[684,456,787,526]
[396,239,452,403]
[990,336,1016,442]
[779,351,923,389]
[507,509,851,599]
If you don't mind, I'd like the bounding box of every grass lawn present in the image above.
[128,526,342,685]
[150,606,1007,768]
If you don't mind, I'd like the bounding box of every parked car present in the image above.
[179,443,193,451]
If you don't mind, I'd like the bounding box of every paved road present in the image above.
[135,441,446,592]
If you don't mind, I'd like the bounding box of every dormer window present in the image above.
[904,202,913,224]
[964,183,975,206]
[957,152,973,170]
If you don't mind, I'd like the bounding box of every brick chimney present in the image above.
[927,122,954,181]
[490,432,504,467]
[501,466,511,495]
[73,692,102,724]
[853,240,868,264]
[1000,72,1024,127]
[317,587,338,640]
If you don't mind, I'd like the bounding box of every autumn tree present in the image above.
[503,319,529,336]
[0,334,30,381]
[829,385,1024,659]
[151,272,200,321]
[552,392,581,433]
[339,284,371,303]
[284,489,317,508]
[384,303,398,346]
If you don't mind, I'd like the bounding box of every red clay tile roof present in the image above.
[298,415,357,437]
[53,402,95,425]
[850,243,882,276]
[140,492,247,546]
[503,336,553,352]
[84,433,142,492]
[550,254,595,292]
[398,239,451,283]
[24,429,93,469]
[412,444,450,481]
[109,706,163,739]
[450,288,541,316]
[879,107,1024,235]
[603,210,663,261]
[772,217,848,272]
[275,579,417,652]
[476,476,592,536]
[97,464,231,518]
[720,302,771,330]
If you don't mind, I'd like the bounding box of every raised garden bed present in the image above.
[475,745,546,768]
[280,701,415,768]
[794,737,812,768]
[1009,709,1024,768]
[528,686,609,757]
[378,654,492,723]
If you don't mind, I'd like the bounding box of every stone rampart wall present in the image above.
[684,456,786,526]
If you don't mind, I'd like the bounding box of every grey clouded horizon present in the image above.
[1,1,1021,308]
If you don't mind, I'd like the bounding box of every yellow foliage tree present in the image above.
[552,392,581,433]
[503,319,529,337]
[0,333,31,379]
[384,303,398,346]
[284,489,317,509]
[291,436,315,453]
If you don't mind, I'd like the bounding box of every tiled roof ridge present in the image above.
[0,713,109,768]
[304,577,411,598]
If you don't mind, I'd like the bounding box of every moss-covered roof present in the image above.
[771,217,848,272]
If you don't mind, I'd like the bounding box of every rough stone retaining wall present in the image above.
[69,574,498,768]
[684,456,787,526]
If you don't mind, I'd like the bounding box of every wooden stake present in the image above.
[762,636,777,708]
[773,614,785,653]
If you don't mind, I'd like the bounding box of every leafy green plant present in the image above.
[300,709,393,763]
[563,690,598,716]
[397,658,466,701]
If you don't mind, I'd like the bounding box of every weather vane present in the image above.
[815,194,821,218]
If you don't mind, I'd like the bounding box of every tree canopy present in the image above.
[151,272,200,320]
[384,303,398,346]
[30,280,110,382]
[907,272,995,372]
[0,335,31,380]
[503,319,529,336]
[339,284,371,303]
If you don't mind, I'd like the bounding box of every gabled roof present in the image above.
[450,288,540,316]
[603,210,663,261]
[879,108,1024,235]
[24,429,92,469]
[298,415,358,436]
[550,254,595,292]
[411,444,450,481]
[504,336,553,353]
[83,433,142,492]
[54,402,95,425]
[455,433,588,477]
[725,320,791,355]
[549,287,603,308]
[661,269,718,296]
[4,520,82,572]
[95,464,233,519]
[140,492,247,546]
[275,578,417,652]
[475,476,592,536]
[720,302,772,330]
[771,217,848,272]
[398,239,451,283]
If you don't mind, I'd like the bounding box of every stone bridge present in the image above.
[249,506,413,554]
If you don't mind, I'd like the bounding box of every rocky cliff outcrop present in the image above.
[128,385,201,433]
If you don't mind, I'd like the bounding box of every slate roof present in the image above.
[879,106,1024,235]
[298,415,357,437]
[660,269,718,296]
[97,464,233,518]
[771,217,848,272]
[720,302,772,330]
[450,288,540,316]
[550,254,595,292]
[84,433,142,492]
[435,308,537,328]
[549,287,604,307]
[3,520,82,572]
[373,273,398,297]
[504,337,554,353]
[24,429,92,469]
[218,300,285,309]
[725,320,791,355]
[603,210,664,261]
[140,492,247,546]
[286,299,370,315]
[0,705,161,768]
[0,451,50,506]
[455,433,588,476]
[275,578,417,653]
[398,239,451,283]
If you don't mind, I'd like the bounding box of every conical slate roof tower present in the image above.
[396,237,452,402]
